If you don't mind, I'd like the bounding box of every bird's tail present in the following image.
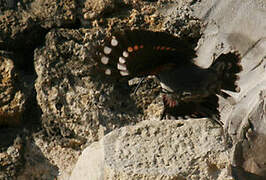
[210,51,242,95]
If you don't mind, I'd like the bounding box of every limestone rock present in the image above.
[0,133,24,179]
[0,53,27,126]
[82,0,116,20]
[0,0,76,51]
[191,1,266,176]
[34,28,142,147]
[232,90,266,177]
[70,0,266,179]
[0,0,265,179]
[70,119,232,180]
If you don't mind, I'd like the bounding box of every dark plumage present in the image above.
[97,29,242,124]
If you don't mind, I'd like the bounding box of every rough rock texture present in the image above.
[0,53,26,177]
[0,0,76,54]
[70,0,266,179]
[70,119,232,180]
[34,28,142,146]
[0,0,77,178]
[232,90,266,177]
[0,130,24,179]
[0,0,265,179]
[81,0,116,20]
[0,53,27,126]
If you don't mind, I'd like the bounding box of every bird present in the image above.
[96,29,242,125]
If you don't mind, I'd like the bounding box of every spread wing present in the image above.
[96,30,197,79]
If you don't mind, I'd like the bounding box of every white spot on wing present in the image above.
[120,70,129,76]
[101,56,109,64]
[105,69,111,75]
[103,46,112,54]
[160,82,174,93]
[117,63,127,71]
[111,38,118,46]
[123,51,129,57]
[119,57,126,64]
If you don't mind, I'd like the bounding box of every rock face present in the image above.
[0,54,25,126]
[70,0,266,179]
[0,0,265,179]
[192,1,266,177]
[193,0,266,140]
[34,28,143,148]
[70,119,231,180]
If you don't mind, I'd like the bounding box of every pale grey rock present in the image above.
[232,90,266,177]
[193,0,266,68]
[192,0,266,153]
[192,0,266,177]
[69,142,104,180]
[70,119,233,180]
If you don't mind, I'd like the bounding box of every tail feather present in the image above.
[210,51,242,92]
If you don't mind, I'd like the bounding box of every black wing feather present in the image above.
[97,29,197,78]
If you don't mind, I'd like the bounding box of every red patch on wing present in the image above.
[163,94,178,108]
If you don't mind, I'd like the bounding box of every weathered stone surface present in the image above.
[191,1,266,177]
[33,0,202,149]
[0,53,27,126]
[0,0,265,179]
[0,0,76,51]
[69,0,266,179]
[0,132,24,179]
[0,0,77,178]
[187,0,266,146]
[29,0,76,28]
[16,135,71,180]
[70,119,232,180]
[82,0,116,20]
[0,55,36,178]
[34,28,142,147]
[0,52,36,179]
[232,90,266,177]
